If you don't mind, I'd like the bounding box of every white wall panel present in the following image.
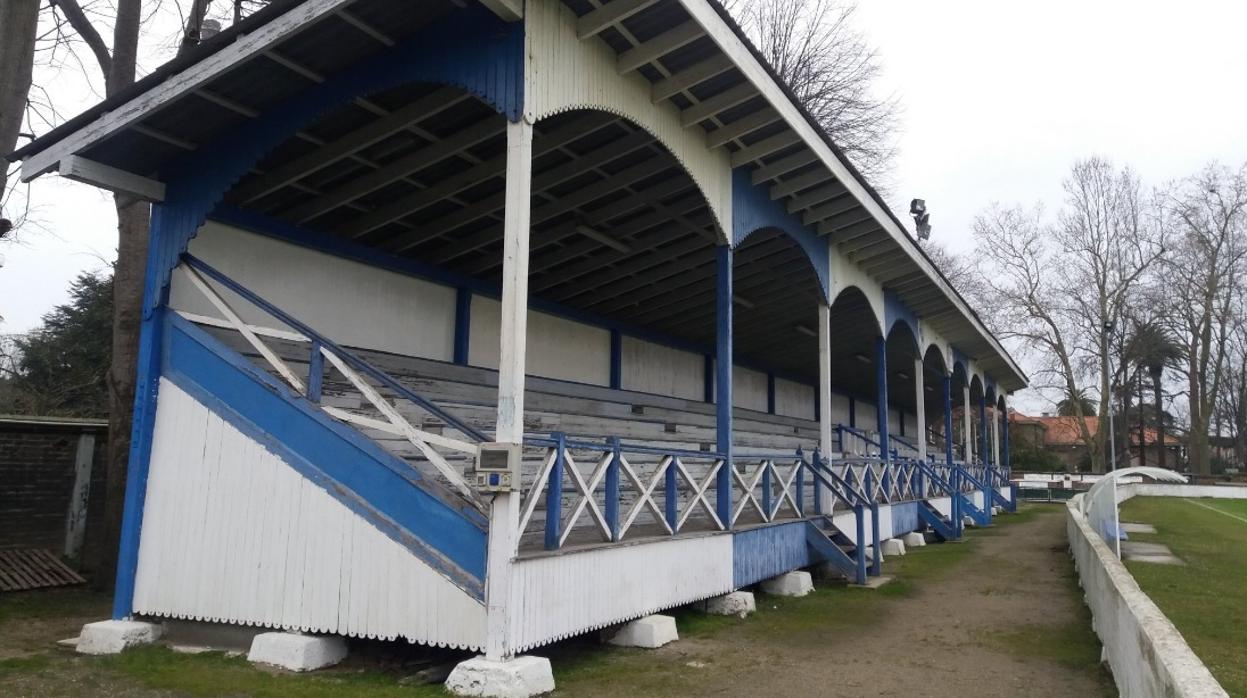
[132,379,486,649]
[507,535,734,652]
[732,366,768,412]
[855,399,878,432]
[620,337,703,400]
[171,222,456,360]
[526,0,733,240]
[774,378,815,420]
[468,295,611,386]
[830,393,851,426]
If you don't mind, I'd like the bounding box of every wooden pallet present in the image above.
[0,548,87,592]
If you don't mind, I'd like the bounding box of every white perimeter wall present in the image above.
[1066,497,1227,697]
[132,378,486,649]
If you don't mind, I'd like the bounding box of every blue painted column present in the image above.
[875,336,889,464]
[453,287,471,365]
[715,245,734,527]
[609,329,622,390]
[766,373,776,414]
[979,394,990,466]
[848,396,856,428]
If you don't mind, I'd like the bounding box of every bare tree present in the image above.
[1159,163,1247,475]
[971,158,1166,473]
[0,0,41,234]
[724,0,901,185]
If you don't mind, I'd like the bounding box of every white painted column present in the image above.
[913,358,926,462]
[64,433,97,559]
[818,302,833,511]
[963,385,973,463]
[485,119,532,661]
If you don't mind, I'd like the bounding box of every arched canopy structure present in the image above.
[828,285,883,403]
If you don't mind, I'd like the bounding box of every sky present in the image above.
[3,0,1246,410]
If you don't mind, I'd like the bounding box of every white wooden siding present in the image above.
[526,0,733,240]
[620,336,703,400]
[507,535,734,652]
[171,222,457,360]
[774,378,814,420]
[733,366,768,412]
[830,393,851,427]
[132,379,486,649]
[469,295,611,386]
[855,399,878,432]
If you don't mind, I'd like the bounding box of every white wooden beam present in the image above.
[914,357,927,462]
[577,0,660,39]
[680,82,754,128]
[786,183,846,214]
[616,21,702,74]
[768,170,828,200]
[750,151,817,186]
[651,55,733,103]
[574,224,632,253]
[706,108,779,149]
[484,119,531,661]
[729,131,801,168]
[479,0,523,22]
[19,0,362,181]
[58,155,165,202]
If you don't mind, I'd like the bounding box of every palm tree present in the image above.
[1056,389,1097,417]
[1125,322,1183,468]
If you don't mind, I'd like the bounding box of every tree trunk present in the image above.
[95,0,146,590]
[1151,368,1165,469]
[95,199,149,585]
[0,0,40,205]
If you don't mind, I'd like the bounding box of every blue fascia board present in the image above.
[883,291,921,348]
[730,168,830,303]
[162,313,487,594]
[732,521,811,588]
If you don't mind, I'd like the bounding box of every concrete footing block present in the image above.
[76,619,163,655]
[881,538,906,556]
[963,516,976,528]
[902,532,926,548]
[703,591,755,618]
[605,614,678,648]
[247,632,347,672]
[992,505,1003,515]
[760,571,814,597]
[445,655,555,698]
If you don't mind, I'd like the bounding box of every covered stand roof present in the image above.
[8,0,1026,393]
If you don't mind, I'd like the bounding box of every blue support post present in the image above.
[979,394,992,524]
[812,447,823,515]
[665,456,678,531]
[870,501,882,576]
[761,460,773,520]
[715,245,734,527]
[544,433,566,550]
[609,329,622,390]
[848,396,856,428]
[942,375,955,466]
[875,335,890,464]
[606,437,621,541]
[766,373,776,414]
[795,447,805,516]
[307,340,324,403]
[853,505,868,585]
[836,424,844,452]
[703,354,714,403]
[453,287,471,366]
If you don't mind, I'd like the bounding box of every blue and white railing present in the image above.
[177,254,486,497]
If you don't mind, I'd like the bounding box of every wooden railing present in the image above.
[177,254,484,498]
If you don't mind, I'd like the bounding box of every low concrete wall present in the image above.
[1118,482,1247,503]
[1065,497,1227,697]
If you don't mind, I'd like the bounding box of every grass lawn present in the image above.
[1119,496,1247,695]
[0,507,1106,697]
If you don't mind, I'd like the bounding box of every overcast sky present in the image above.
[3,0,1246,410]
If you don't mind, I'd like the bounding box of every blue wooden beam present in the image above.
[715,245,734,526]
[453,287,471,366]
[766,372,776,414]
[875,335,889,464]
[848,396,856,428]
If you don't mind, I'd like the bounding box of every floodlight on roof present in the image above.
[910,198,931,241]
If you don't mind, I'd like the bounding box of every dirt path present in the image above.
[553,505,1114,697]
